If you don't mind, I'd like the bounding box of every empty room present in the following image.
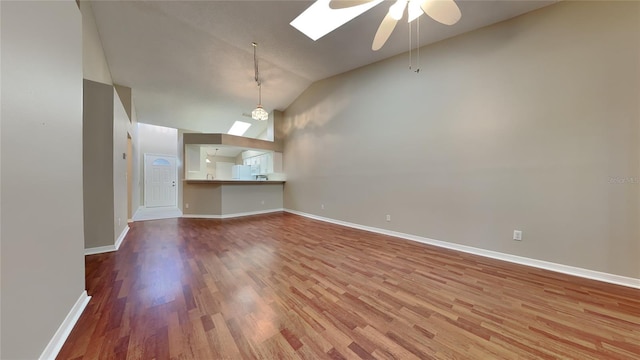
[1,0,639,359]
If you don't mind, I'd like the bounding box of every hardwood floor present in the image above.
[58,213,640,359]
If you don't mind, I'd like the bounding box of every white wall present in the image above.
[206,157,237,180]
[0,1,86,358]
[80,0,112,84]
[139,123,179,157]
[283,1,640,279]
[131,103,141,213]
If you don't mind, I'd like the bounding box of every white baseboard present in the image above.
[84,225,130,255]
[132,206,183,221]
[183,208,284,220]
[131,206,144,220]
[39,290,91,360]
[284,209,640,289]
[115,225,129,250]
[84,244,116,255]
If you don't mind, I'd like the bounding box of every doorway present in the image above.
[144,154,177,208]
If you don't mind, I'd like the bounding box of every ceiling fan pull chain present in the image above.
[409,19,412,71]
[415,16,420,73]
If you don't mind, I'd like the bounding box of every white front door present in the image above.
[144,154,177,208]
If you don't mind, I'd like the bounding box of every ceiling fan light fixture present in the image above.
[389,0,408,20]
[295,0,461,52]
[407,0,423,22]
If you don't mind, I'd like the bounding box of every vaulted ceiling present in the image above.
[92,0,556,138]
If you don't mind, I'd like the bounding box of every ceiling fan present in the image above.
[329,0,461,51]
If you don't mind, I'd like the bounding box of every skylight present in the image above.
[290,0,384,41]
[227,121,251,136]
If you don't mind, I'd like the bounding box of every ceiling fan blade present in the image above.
[329,0,376,10]
[372,13,399,51]
[421,0,461,25]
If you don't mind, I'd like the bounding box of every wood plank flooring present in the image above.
[58,213,640,359]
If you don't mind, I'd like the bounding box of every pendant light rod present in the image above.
[251,42,268,121]
[253,42,261,86]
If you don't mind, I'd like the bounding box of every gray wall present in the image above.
[83,80,115,248]
[0,1,86,358]
[283,1,640,278]
[182,183,283,216]
[222,184,283,215]
[83,81,131,249]
[183,184,223,215]
[178,129,189,211]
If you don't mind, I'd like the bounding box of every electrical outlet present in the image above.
[118,218,121,226]
[386,214,391,222]
[185,203,189,209]
[321,204,325,210]
[261,200,265,205]
[513,230,522,241]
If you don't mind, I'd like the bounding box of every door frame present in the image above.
[143,153,178,208]
[127,134,133,220]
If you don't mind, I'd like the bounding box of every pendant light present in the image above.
[251,42,268,121]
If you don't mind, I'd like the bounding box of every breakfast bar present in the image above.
[182,180,285,218]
